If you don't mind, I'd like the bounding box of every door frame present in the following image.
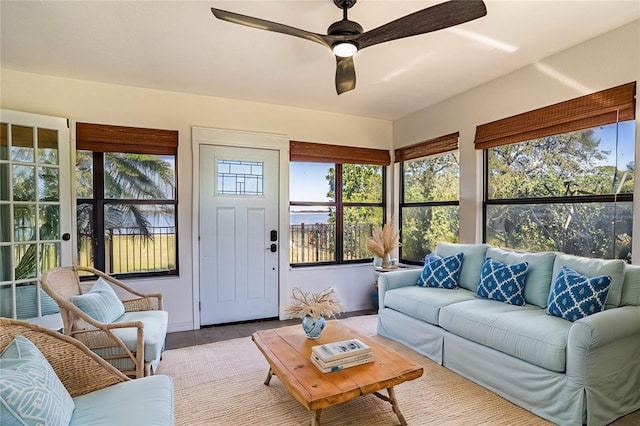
[191,127,289,329]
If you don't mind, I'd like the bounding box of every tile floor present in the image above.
[165,309,377,350]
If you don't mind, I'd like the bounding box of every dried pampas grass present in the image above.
[284,287,343,320]
[367,215,400,258]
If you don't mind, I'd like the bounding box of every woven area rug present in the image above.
[157,315,552,425]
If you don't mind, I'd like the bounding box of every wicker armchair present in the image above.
[40,265,167,378]
[0,318,129,396]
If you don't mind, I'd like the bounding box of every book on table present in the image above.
[311,339,372,363]
[310,352,374,373]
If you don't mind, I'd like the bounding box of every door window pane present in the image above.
[12,165,35,201]
[14,205,36,241]
[0,123,7,160]
[37,128,58,165]
[14,244,36,280]
[0,164,8,200]
[0,247,10,280]
[0,205,9,243]
[39,167,59,201]
[10,125,34,162]
[216,159,264,196]
[39,205,60,240]
[39,243,60,274]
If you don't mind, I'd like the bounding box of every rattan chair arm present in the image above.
[0,319,130,397]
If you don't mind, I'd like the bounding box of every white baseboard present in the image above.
[167,322,194,333]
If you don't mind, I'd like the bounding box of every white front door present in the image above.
[0,109,72,319]
[199,145,279,325]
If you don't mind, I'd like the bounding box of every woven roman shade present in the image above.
[474,82,636,149]
[290,141,390,165]
[394,132,459,163]
[76,123,178,155]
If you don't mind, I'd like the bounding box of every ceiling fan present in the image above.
[211,0,487,95]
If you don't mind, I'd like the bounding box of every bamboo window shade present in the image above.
[76,123,178,155]
[474,82,636,150]
[394,132,459,163]
[290,141,390,166]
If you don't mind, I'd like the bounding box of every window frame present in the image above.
[478,83,636,259]
[75,123,179,278]
[289,141,390,267]
[396,132,460,264]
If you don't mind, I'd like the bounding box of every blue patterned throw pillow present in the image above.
[547,266,611,321]
[417,252,464,289]
[0,336,75,426]
[476,258,528,306]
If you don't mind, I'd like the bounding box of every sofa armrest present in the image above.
[566,306,640,381]
[377,268,422,310]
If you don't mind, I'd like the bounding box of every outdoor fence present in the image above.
[289,222,374,264]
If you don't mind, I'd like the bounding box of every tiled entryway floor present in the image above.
[165,309,377,350]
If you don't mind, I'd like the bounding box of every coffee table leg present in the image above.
[311,409,321,426]
[264,368,274,385]
[387,387,407,426]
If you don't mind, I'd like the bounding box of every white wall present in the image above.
[2,19,638,330]
[0,70,392,331]
[394,20,640,262]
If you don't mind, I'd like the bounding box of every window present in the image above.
[76,123,178,277]
[397,133,460,263]
[289,142,389,266]
[478,83,636,260]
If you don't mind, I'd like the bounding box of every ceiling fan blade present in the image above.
[356,0,487,50]
[336,56,356,95]
[211,8,331,49]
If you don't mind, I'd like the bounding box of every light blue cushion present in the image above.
[621,265,640,306]
[384,286,476,325]
[112,310,168,363]
[417,252,463,289]
[547,266,611,321]
[439,299,571,372]
[0,286,59,319]
[552,253,624,309]
[72,278,125,323]
[476,258,529,306]
[0,336,75,426]
[434,243,489,292]
[70,375,173,426]
[485,247,555,308]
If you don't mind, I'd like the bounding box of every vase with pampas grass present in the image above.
[284,287,343,339]
[367,216,400,269]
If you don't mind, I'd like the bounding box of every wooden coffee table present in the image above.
[252,320,423,426]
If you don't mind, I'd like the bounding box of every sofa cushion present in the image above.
[476,258,528,306]
[485,247,555,308]
[417,252,464,289]
[70,375,173,426]
[0,336,75,426]
[621,264,640,306]
[552,253,625,309]
[72,278,125,323]
[384,286,476,325]
[435,243,489,292]
[439,299,571,372]
[547,266,611,321]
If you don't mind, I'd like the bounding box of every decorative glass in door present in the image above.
[0,110,71,320]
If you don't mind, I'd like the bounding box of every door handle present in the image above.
[266,244,277,252]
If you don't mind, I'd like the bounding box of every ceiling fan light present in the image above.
[332,42,358,57]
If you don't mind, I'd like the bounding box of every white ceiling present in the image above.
[1,1,639,121]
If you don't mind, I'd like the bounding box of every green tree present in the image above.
[401,152,460,261]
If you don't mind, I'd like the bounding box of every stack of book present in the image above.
[310,338,374,373]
